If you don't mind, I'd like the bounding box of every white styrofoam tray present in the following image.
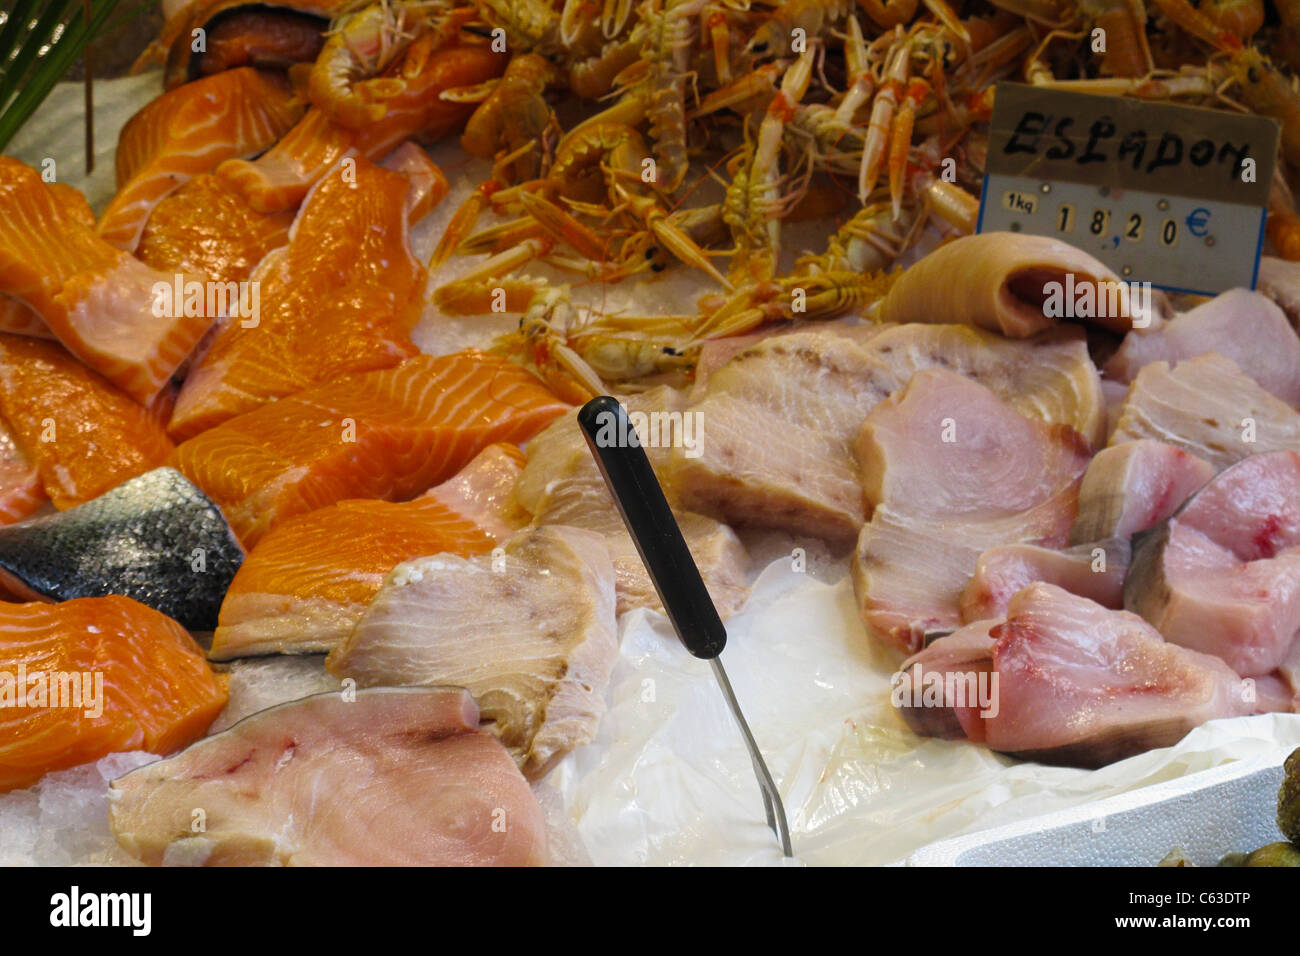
[905,753,1288,866]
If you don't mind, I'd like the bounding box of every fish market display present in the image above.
[328,526,618,779]
[0,468,243,631]
[1125,451,1300,678]
[0,595,228,793]
[169,155,429,438]
[209,444,523,659]
[108,688,546,866]
[0,335,174,509]
[171,350,567,546]
[99,68,304,252]
[9,0,1300,868]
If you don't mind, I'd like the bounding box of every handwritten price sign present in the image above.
[978,83,1280,295]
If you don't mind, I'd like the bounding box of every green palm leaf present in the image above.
[0,0,157,154]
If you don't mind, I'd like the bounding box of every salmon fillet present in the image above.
[209,444,526,659]
[0,418,46,524]
[136,173,297,283]
[99,68,304,252]
[0,595,228,793]
[168,155,426,439]
[0,158,213,403]
[0,335,174,508]
[171,351,567,546]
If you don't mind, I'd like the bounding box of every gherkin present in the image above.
[1279,747,1300,845]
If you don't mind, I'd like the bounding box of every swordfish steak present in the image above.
[673,325,1103,544]
[978,584,1251,767]
[327,526,618,779]
[108,688,546,866]
[1103,289,1300,407]
[1125,451,1300,677]
[852,369,1091,652]
[1069,440,1216,546]
[517,389,750,618]
[1109,354,1300,470]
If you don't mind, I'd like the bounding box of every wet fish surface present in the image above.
[0,468,243,631]
[108,687,546,866]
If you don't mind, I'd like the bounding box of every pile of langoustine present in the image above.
[0,0,1299,867]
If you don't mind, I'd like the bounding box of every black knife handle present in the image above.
[578,396,726,660]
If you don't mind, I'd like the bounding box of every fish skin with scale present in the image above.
[0,468,243,631]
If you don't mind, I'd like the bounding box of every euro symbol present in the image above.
[1186,207,1211,237]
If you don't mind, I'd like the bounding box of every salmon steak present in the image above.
[0,595,228,794]
[99,68,304,253]
[0,158,214,404]
[0,334,175,509]
[171,350,567,546]
[108,688,547,866]
[168,155,427,439]
[0,418,46,525]
[209,444,526,659]
[0,185,91,341]
[136,172,297,284]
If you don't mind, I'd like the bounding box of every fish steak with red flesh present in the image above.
[899,584,1252,767]
[1125,451,1300,677]
[1069,440,1216,545]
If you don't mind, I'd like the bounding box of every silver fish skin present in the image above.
[0,467,243,631]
